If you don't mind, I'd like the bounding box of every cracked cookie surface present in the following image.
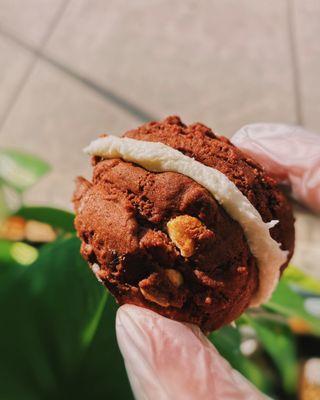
[73,116,294,332]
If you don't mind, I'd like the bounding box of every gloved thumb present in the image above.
[116,304,266,400]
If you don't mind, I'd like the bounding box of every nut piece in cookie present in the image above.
[164,269,183,287]
[139,271,186,308]
[167,215,213,257]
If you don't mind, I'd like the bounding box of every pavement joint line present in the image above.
[0,0,71,132]
[0,24,157,124]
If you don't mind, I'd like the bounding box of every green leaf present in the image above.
[0,239,14,264]
[79,295,133,399]
[0,240,38,266]
[10,242,38,265]
[209,325,274,395]
[0,240,38,288]
[0,185,10,221]
[0,240,22,292]
[0,237,133,399]
[283,265,320,295]
[0,240,36,297]
[0,149,50,192]
[245,316,298,394]
[0,183,23,216]
[16,206,75,232]
[265,280,320,336]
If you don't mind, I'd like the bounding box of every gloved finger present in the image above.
[116,304,266,400]
[231,123,320,213]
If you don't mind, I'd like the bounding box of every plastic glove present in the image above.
[116,304,266,400]
[116,123,320,400]
[232,123,320,213]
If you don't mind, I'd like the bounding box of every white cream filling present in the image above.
[85,136,288,306]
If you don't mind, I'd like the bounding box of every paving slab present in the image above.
[0,36,33,122]
[293,0,320,132]
[0,59,141,209]
[0,0,66,47]
[45,0,296,136]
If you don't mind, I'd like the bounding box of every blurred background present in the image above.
[0,0,320,278]
[0,1,319,399]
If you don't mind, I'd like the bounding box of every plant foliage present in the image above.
[0,148,319,399]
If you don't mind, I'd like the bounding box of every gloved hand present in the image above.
[116,304,266,400]
[232,123,320,213]
[116,123,320,400]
